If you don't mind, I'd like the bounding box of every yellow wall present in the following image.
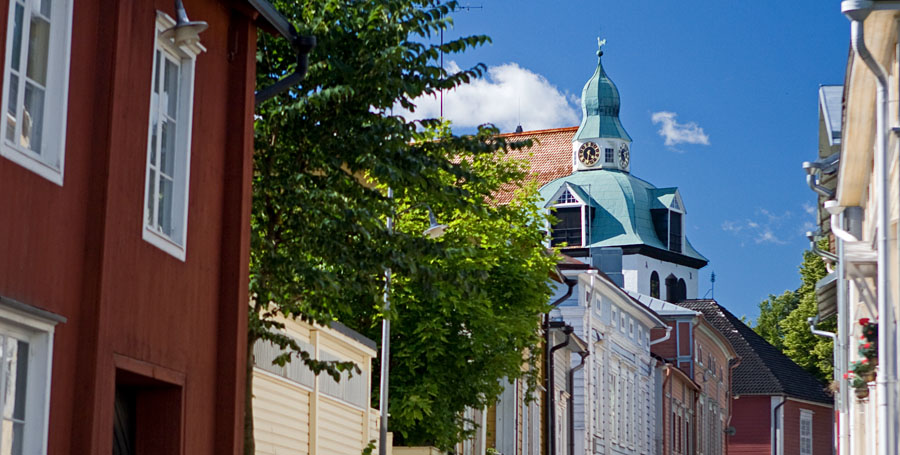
[253,317,380,455]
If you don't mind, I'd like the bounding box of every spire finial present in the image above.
[597,37,606,57]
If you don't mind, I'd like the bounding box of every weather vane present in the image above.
[597,37,607,57]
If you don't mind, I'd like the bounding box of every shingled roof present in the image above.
[493,127,577,203]
[678,299,833,405]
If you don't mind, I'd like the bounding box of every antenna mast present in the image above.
[439,3,483,118]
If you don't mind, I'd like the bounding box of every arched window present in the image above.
[650,272,660,299]
[665,274,677,302]
[677,279,687,302]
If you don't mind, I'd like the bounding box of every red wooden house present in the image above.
[0,0,290,453]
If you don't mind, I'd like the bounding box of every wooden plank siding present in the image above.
[253,372,311,455]
[252,317,378,455]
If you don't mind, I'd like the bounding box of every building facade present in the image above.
[632,294,738,455]
[547,264,667,455]
[0,0,277,453]
[252,317,380,455]
[804,3,900,455]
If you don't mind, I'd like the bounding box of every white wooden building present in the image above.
[549,265,667,455]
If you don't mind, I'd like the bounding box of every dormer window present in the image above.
[548,185,593,247]
[651,209,683,253]
[551,207,582,246]
[556,189,578,204]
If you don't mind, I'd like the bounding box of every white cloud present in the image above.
[803,202,816,216]
[394,61,579,132]
[722,208,794,246]
[651,111,710,147]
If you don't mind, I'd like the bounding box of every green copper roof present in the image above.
[540,170,707,264]
[574,44,632,142]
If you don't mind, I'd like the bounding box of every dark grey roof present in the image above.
[678,299,833,405]
[331,321,377,350]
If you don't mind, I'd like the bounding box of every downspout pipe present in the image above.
[568,351,589,455]
[248,0,317,106]
[725,358,742,455]
[842,3,898,454]
[650,326,673,346]
[772,398,786,455]
[662,366,671,455]
[548,325,573,455]
[808,314,837,339]
[544,275,577,455]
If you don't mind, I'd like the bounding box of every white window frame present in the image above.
[799,409,813,455]
[0,299,61,455]
[0,0,73,185]
[142,12,204,261]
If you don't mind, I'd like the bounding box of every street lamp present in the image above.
[379,192,447,455]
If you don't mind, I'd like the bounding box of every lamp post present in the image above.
[379,191,448,455]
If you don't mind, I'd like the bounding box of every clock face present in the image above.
[578,142,600,166]
[618,144,630,168]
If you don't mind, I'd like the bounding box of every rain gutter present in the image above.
[247,0,316,105]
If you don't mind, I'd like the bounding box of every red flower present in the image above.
[864,343,872,349]
[844,372,851,379]
[860,318,871,326]
[862,358,870,364]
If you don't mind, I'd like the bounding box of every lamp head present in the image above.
[161,0,208,47]
[424,209,448,239]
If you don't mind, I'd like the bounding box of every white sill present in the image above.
[143,226,186,261]
[0,142,63,186]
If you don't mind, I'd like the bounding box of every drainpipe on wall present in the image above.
[247,0,317,105]
[841,3,899,454]
[548,325,573,455]
[650,326,673,346]
[725,358,741,455]
[545,273,576,455]
[772,398,786,455]
[568,351,589,455]
[662,366,671,455]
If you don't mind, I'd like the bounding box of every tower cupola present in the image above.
[572,39,633,173]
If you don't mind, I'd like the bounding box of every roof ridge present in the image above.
[496,126,578,137]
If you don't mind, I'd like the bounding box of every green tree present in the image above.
[249,0,555,451]
[753,247,833,381]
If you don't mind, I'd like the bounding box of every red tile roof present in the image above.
[494,126,576,203]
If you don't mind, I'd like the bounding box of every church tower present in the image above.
[572,39,632,173]
[538,39,708,302]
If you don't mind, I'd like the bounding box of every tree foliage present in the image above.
[753,247,833,382]
[249,0,556,451]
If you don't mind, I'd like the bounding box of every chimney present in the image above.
[590,247,624,287]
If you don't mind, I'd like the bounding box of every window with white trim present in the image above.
[143,12,204,260]
[0,301,61,454]
[800,410,813,455]
[1,0,73,185]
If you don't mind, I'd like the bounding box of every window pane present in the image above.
[2,338,28,422]
[6,74,17,142]
[0,420,23,455]
[160,120,174,175]
[149,117,157,165]
[153,51,161,94]
[164,58,178,119]
[158,176,173,236]
[145,168,156,225]
[26,16,49,86]
[22,82,44,155]
[10,3,23,72]
[37,0,50,18]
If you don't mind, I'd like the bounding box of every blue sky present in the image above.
[414,1,849,321]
